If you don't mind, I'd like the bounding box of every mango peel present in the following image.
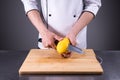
[56,37,70,54]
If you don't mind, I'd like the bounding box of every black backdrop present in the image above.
[0,0,120,50]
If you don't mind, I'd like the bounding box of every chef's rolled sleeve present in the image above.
[21,0,39,14]
[83,0,101,16]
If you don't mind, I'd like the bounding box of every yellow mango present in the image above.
[56,37,70,54]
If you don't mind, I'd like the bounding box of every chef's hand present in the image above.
[66,32,77,46]
[41,30,63,49]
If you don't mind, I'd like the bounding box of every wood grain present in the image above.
[19,49,103,75]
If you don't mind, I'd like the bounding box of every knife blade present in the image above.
[68,45,83,54]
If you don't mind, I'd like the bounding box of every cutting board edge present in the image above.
[19,70,103,75]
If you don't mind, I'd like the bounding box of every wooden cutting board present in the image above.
[19,49,103,75]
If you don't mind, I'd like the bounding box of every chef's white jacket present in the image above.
[21,0,101,49]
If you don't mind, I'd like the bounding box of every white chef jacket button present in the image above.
[73,15,76,18]
[49,14,52,17]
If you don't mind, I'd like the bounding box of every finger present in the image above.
[54,35,63,41]
[51,43,56,49]
[43,42,49,48]
[69,38,76,46]
[42,40,49,48]
[71,40,77,46]
[44,41,55,49]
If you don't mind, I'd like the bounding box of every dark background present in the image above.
[0,0,120,50]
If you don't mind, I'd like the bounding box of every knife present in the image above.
[68,44,83,54]
[39,38,83,54]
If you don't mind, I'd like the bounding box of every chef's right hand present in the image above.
[41,30,63,49]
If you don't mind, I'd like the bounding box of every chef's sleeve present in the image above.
[21,0,39,14]
[83,0,102,16]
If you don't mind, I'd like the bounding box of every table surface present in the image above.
[0,50,120,80]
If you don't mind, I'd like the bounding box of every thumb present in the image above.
[71,41,77,46]
[69,38,76,46]
[54,35,63,41]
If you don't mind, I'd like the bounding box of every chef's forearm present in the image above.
[27,10,48,36]
[71,11,94,37]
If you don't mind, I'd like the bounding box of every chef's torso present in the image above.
[38,0,87,49]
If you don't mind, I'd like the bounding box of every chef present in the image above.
[21,0,101,49]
